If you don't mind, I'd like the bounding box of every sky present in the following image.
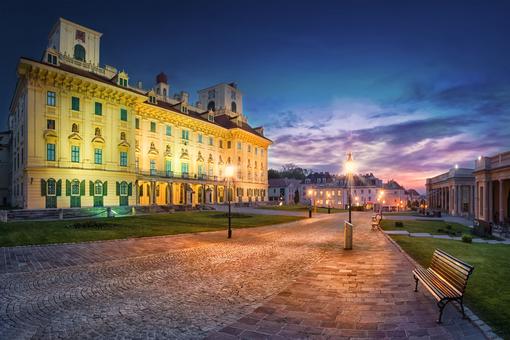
[1,0,509,192]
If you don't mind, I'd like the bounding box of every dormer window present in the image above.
[207,113,214,122]
[182,105,188,113]
[149,95,157,104]
[46,53,58,65]
[119,77,128,87]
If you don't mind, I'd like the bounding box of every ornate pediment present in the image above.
[164,145,172,157]
[197,151,204,162]
[68,132,82,141]
[43,129,58,140]
[91,136,105,144]
[118,140,130,148]
[148,142,159,155]
[180,148,189,160]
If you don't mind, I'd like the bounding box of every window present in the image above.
[219,140,223,148]
[198,134,203,143]
[149,95,156,104]
[95,102,102,115]
[95,128,101,136]
[120,182,128,196]
[71,96,80,111]
[135,118,140,129]
[248,145,251,152]
[72,123,79,133]
[150,159,156,175]
[231,90,236,100]
[47,119,55,130]
[208,89,215,99]
[47,143,55,161]
[47,53,57,65]
[165,160,172,176]
[150,121,156,132]
[120,132,126,140]
[73,44,86,61]
[94,181,103,195]
[120,108,128,121]
[181,162,189,174]
[94,148,102,164]
[227,141,231,149]
[208,113,214,122]
[207,101,215,111]
[209,137,213,146]
[231,101,237,113]
[237,142,242,150]
[71,180,80,195]
[166,125,172,136]
[71,145,80,162]
[47,91,56,106]
[198,164,204,176]
[120,151,128,167]
[181,129,189,140]
[47,179,56,195]
[119,78,128,87]
[255,147,258,155]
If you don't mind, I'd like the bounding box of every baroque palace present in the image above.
[9,18,270,209]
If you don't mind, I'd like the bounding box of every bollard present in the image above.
[308,208,312,218]
[344,221,353,250]
[131,206,136,216]
[107,207,113,218]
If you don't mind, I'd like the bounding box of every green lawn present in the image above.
[381,219,471,235]
[0,212,304,247]
[382,211,420,216]
[391,235,510,338]
[258,204,347,214]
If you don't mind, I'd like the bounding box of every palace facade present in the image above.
[9,18,270,209]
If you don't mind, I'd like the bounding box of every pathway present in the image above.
[0,212,485,339]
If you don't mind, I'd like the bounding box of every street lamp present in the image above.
[308,189,313,218]
[345,152,355,223]
[225,164,235,238]
[327,193,331,214]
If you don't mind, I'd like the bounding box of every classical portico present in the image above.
[426,168,475,217]
[474,151,510,224]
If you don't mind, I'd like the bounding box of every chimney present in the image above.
[180,91,189,104]
[137,81,143,90]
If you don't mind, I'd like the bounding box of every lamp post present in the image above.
[225,164,235,238]
[327,193,331,214]
[308,189,313,218]
[345,152,355,224]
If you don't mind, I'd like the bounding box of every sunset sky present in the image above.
[1,1,509,192]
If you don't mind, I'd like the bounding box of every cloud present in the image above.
[264,89,509,191]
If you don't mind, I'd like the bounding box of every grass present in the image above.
[391,235,510,337]
[380,219,471,236]
[258,204,347,214]
[382,211,420,216]
[0,211,304,247]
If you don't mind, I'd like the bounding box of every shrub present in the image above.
[437,228,444,233]
[395,221,404,228]
[446,225,452,230]
[462,234,473,243]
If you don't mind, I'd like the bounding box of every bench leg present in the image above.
[413,275,419,292]
[460,298,466,319]
[437,299,450,324]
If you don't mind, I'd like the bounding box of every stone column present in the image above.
[451,186,455,214]
[499,180,504,223]
[135,181,140,205]
[150,181,156,205]
[457,185,462,215]
[485,181,491,222]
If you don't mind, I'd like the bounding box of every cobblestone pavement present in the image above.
[0,212,484,339]
[207,213,485,340]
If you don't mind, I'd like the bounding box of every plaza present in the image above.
[0,211,486,339]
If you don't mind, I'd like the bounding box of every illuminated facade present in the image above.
[9,18,270,209]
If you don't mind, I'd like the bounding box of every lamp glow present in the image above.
[225,164,235,178]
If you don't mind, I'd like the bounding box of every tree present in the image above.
[268,169,281,179]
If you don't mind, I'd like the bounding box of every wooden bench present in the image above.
[413,249,474,323]
[371,214,382,231]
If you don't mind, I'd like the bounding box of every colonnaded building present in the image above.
[8,18,271,209]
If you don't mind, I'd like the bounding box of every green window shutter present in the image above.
[116,181,120,196]
[103,181,108,196]
[89,181,94,196]
[56,179,62,196]
[80,180,85,196]
[66,179,71,196]
[41,179,47,196]
[128,182,132,196]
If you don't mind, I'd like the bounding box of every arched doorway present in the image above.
[73,44,86,61]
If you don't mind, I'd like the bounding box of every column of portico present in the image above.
[454,185,458,215]
[150,181,156,205]
[485,181,491,222]
[135,181,140,205]
[499,180,504,223]
[450,186,454,214]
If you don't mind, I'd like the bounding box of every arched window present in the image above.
[95,127,101,136]
[120,181,128,196]
[231,101,237,113]
[73,44,86,61]
[47,178,56,196]
[94,180,103,196]
[71,179,80,196]
[163,88,167,96]
[156,88,161,95]
[72,123,79,133]
[120,132,126,140]
[207,101,215,111]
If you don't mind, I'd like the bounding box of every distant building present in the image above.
[426,167,475,217]
[268,178,302,204]
[382,180,407,211]
[0,131,11,206]
[474,151,510,223]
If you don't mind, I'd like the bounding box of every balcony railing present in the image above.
[137,170,222,182]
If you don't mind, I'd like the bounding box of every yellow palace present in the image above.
[9,18,270,209]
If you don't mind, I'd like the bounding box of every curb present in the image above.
[380,229,502,340]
